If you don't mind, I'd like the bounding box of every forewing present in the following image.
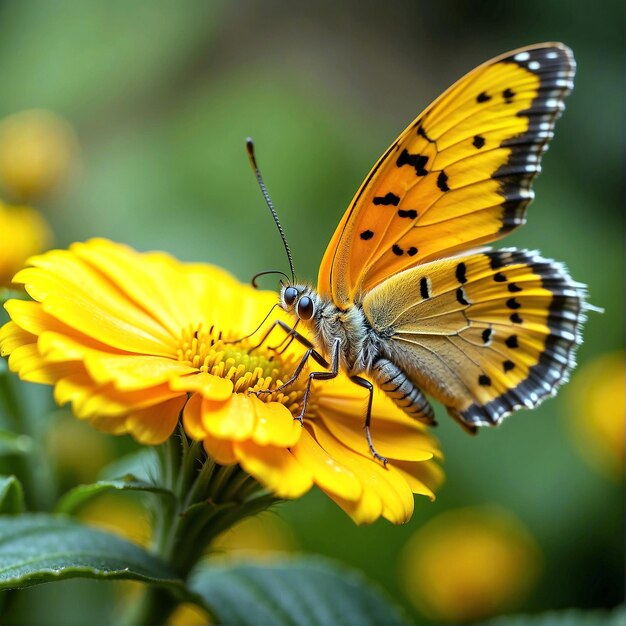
[361,249,586,426]
[319,43,575,308]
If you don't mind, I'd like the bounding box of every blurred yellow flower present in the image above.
[0,201,51,287]
[213,513,296,557]
[400,506,542,623]
[0,109,77,201]
[167,602,211,626]
[78,493,151,548]
[565,351,624,480]
[46,411,114,484]
[0,239,443,524]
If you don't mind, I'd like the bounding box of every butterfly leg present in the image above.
[349,375,388,466]
[253,321,330,399]
[247,319,296,354]
[293,337,341,424]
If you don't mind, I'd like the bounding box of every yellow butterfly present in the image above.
[252,43,587,463]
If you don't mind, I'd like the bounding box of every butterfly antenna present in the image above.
[246,138,296,284]
[222,302,280,344]
[251,269,291,289]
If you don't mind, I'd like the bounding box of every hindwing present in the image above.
[362,249,586,426]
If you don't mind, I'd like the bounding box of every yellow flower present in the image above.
[0,110,77,201]
[400,506,542,623]
[564,351,624,480]
[0,239,443,524]
[0,201,52,287]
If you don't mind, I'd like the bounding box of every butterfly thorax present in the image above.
[279,283,381,375]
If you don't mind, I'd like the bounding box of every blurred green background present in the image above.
[0,0,623,624]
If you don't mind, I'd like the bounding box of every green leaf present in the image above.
[0,475,24,514]
[0,430,32,456]
[487,605,626,626]
[0,513,183,591]
[189,556,408,626]
[55,476,175,514]
[98,448,158,483]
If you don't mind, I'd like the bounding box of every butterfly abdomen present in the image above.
[370,358,436,425]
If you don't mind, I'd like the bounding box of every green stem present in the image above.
[0,372,55,509]
[119,585,180,626]
[125,430,279,626]
[0,369,25,431]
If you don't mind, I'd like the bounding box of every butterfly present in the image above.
[254,43,587,463]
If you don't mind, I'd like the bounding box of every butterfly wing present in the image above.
[361,249,586,426]
[318,43,575,308]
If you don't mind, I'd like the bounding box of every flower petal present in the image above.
[54,374,184,418]
[125,396,186,444]
[202,394,255,441]
[14,247,175,354]
[82,352,197,391]
[88,414,129,435]
[315,378,438,461]
[394,459,445,500]
[4,299,60,337]
[311,422,414,524]
[7,342,79,384]
[325,486,384,525]
[0,321,36,356]
[320,412,435,462]
[249,395,302,447]
[170,371,234,401]
[234,439,313,499]
[182,393,207,440]
[203,436,238,465]
[72,239,196,336]
[290,427,362,502]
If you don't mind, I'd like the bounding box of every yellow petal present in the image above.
[89,414,129,436]
[40,292,173,356]
[170,371,234,401]
[320,411,435,462]
[54,374,183,418]
[325,487,384,525]
[203,436,238,465]
[25,359,80,385]
[290,427,362,502]
[394,459,445,500]
[249,395,302,447]
[4,299,59,336]
[234,439,313,499]
[182,393,207,440]
[125,396,185,444]
[0,321,36,356]
[73,239,195,336]
[7,342,79,384]
[14,249,174,354]
[7,341,46,374]
[202,394,255,441]
[83,352,197,391]
[311,422,414,524]
[316,376,431,427]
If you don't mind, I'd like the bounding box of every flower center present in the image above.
[176,324,308,416]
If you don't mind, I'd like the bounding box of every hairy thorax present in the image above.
[305,298,383,376]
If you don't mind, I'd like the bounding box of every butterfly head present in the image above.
[280,283,319,322]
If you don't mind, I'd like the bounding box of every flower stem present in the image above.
[125,429,279,625]
[0,371,56,509]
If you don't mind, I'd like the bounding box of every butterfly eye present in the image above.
[283,287,298,307]
[297,296,315,320]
